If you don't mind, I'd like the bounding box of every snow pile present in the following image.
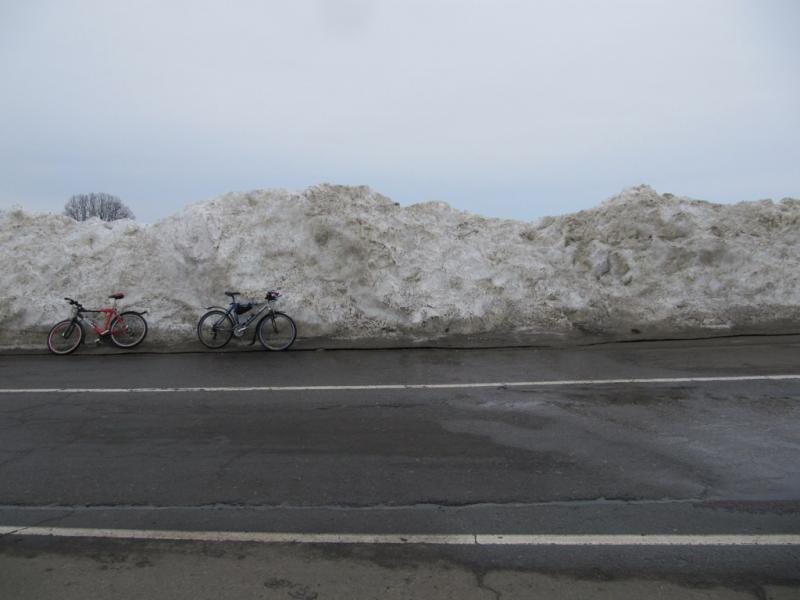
[1,184,799,350]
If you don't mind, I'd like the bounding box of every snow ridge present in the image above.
[1,184,799,349]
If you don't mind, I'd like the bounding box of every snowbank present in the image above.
[2,184,799,350]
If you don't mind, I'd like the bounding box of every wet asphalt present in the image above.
[1,336,800,598]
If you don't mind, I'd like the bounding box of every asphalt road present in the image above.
[1,336,800,598]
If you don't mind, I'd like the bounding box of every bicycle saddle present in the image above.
[108,293,125,300]
[224,291,240,298]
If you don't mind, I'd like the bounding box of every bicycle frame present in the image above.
[222,300,276,329]
[73,306,119,335]
[67,297,143,338]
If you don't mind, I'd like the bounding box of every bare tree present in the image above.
[64,193,135,221]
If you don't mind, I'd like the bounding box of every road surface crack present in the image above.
[0,497,714,512]
[475,571,502,600]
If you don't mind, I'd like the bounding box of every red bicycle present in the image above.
[47,293,148,354]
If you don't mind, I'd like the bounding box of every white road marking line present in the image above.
[1,526,799,546]
[1,374,800,394]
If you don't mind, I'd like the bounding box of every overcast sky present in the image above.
[1,0,798,222]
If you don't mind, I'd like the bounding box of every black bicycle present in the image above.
[196,290,297,350]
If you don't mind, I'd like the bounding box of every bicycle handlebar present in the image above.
[64,297,85,310]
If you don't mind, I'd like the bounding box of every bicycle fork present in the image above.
[248,311,275,345]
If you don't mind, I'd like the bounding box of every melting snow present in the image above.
[1,184,799,349]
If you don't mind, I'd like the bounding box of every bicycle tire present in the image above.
[109,312,148,348]
[256,312,297,351]
[197,309,234,349]
[47,319,84,355]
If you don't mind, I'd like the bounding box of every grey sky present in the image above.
[1,0,798,223]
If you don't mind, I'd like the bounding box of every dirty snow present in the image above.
[1,184,799,350]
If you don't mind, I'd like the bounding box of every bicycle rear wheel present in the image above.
[47,319,84,355]
[197,310,234,349]
[109,312,148,348]
[257,312,296,351]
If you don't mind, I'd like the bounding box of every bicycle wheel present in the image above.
[109,312,148,348]
[257,312,296,351]
[47,319,84,355]
[197,310,234,349]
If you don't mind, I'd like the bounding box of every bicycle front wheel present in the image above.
[197,310,234,349]
[257,312,296,351]
[47,319,84,355]
[110,312,148,348]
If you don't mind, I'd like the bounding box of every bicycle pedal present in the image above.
[93,338,102,345]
